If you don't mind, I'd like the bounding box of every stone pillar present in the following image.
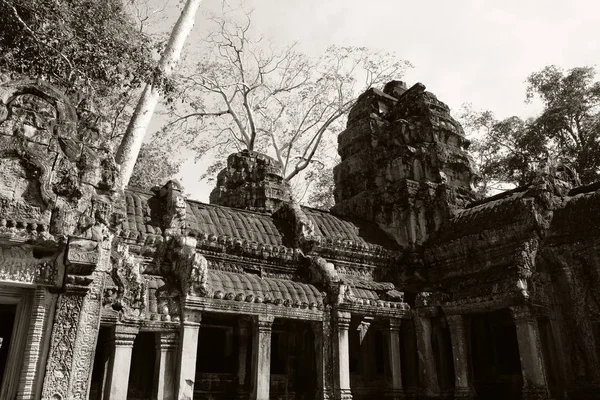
[16,287,56,400]
[385,318,404,400]
[251,314,274,400]
[413,313,440,398]
[334,311,353,400]
[154,331,179,400]
[510,305,550,400]
[358,316,374,379]
[237,319,251,389]
[176,311,201,400]
[100,325,138,400]
[313,319,334,400]
[40,238,109,400]
[445,315,476,399]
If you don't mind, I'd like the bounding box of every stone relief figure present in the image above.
[98,153,120,192]
[0,92,58,143]
[308,256,340,288]
[110,241,146,320]
[160,180,187,235]
[75,195,112,242]
[170,235,209,297]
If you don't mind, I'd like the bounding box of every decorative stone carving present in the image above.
[308,256,340,287]
[273,200,320,251]
[109,240,146,320]
[164,235,210,297]
[41,292,84,400]
[159,180,187,235]
[0,245,61,286]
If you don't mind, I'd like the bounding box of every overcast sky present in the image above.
[148,0,600,201]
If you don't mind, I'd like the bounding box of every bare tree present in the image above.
[162,3,412,184]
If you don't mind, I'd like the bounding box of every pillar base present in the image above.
[315,389,334,400]
[384,388,405,399]
[417,388,441,400]
[335,388,352,400]
[521,386,550,400]
[453,387,476,399]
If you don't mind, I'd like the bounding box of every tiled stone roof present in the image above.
[303,207,399,250]
[187,201,284,246]
[119,188,399,254]
[435,189,532,241]
[207,270,324,308]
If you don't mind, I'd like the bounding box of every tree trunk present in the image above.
[115,0,203,189]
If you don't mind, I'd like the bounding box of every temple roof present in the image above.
[207,270,324,308]
[302,207,399,250]
[550,188,600,241]
[432,188,532,242]
[119,187,400,255]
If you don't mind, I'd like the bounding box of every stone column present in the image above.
[334,311,353,400]
[101,325,139,400]
[237,319,251,389]
[358,316,374,379]
[510,305,550,400]
[385,318,404,400]
[16,287,56,400]
[40,237,109,400]
[445,314,476,399]
[154,331,179,400]
[251,314,274,400]
[413,313,440,398]
[312,319,334,400]
[176,310,201,400]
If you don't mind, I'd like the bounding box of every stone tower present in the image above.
[332,81,478,247]
[209,149,292,212]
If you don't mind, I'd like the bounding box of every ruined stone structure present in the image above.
[0,78,598,400]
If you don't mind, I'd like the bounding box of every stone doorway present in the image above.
[128,332,156,399]
[470,309,522,400]
[0,304,17,392]
[270,320,316,400]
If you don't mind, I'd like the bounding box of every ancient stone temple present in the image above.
[0,77,598,400]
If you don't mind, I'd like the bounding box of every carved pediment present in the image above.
[0,79,122,239]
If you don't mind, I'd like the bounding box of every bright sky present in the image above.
[148,0,600,201]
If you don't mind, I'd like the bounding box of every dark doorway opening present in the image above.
[128,332,156,399]
[89,327,111,400]
[0,304,16,392]
[195,315,237,399]
[270,320,316,400]
[470,309,522,400]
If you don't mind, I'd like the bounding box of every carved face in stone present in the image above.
[3,94,57,144]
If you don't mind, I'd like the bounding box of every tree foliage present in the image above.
[461,65,600,193]
[160,3,411,194]
[129,142,182,189]
[0,0,183,187]
[0,0,154,96]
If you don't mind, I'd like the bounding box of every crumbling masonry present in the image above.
[0,78,599,400]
